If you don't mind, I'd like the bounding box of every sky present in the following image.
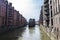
[8,0,43,21]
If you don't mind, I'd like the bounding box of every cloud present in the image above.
[8,0,43,21]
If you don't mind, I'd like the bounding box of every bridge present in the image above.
[35,21,39,25]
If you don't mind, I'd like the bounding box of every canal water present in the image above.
[0,25,41,40]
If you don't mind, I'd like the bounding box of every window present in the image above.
[59,17,60,24]
[59,5,60,12]
[51,6,52,9]
[51,11,52,17]
[58,0,59,6]
[56,7,57,13]
[54,9,55,15]
[50,0,52,4]
[56,18,57,24]
[58,0,60,12]
[51,19,53,25]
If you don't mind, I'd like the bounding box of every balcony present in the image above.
[59,5,60,12]
[44,0,48,4]
[44,3,49,8]
[45,17,49,22]
[44,8,49,13]
[45,12,49,16]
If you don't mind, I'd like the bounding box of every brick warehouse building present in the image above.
[49,0,53,27]
[52,0,60,34]
[0,0,27,33]
[39,6,43,25]
[0,0,7,31]
[7,3,14,29]
[40,0,60,31]
[39,0,60,40]
[0,0,7,30]
[14,10,19,28]
[40,0,53,28]
[42,0,60,31]
[40,0,49,27]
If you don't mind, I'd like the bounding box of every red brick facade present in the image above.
[0,0,27,32]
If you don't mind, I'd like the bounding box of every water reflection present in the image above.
[0,25,41,40]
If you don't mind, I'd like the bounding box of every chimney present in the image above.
[9,3,12,6]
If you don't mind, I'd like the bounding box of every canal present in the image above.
[0,25,41,40]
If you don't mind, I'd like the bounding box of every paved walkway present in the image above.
[40,25,58,40]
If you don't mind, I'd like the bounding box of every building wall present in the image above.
[7,3,14,26]
[53,14,60,28]
[43,0,49,27]
[0,0,6,17]
[14,10,17,26]
[0,0,6,26]
[39,6,43,25]
[43,6,47,26]
[0,17,2,26]
[52,0,60,30]
[16,11,19,26]
[41,0,60,33]
[19,14,21,26]
[49,0,54,27]
[0,0,27,30]
[43,5,45,26]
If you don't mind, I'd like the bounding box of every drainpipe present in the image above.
[57,28,59,40]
